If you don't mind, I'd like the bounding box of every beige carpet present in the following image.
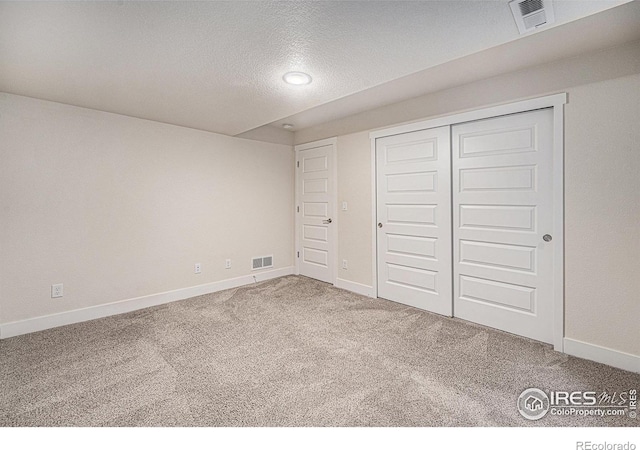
[0,275,638,427]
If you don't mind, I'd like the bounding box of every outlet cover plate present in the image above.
[51,284,63,298]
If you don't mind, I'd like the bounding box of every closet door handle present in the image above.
[323,218,332,224]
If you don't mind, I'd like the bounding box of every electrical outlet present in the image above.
[194,263,201,274]
[225,259,232,269]
[342,201,348,211]
[51,283,63,298]
[342,259,348,270]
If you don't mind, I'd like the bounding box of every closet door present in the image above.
[297,141,336,283]
[452,109,555,343]
[376,126,452,316]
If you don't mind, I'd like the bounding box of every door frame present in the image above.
[294,137,338,285]
[369,93,566,351]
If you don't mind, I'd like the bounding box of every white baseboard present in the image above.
[334,278,375,298]
[564,338,639,374]
[0,266,295,340]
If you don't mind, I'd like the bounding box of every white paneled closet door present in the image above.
[376,126,452,316]
[451,108,555,344]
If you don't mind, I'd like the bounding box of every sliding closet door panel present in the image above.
[452,109,555,343]
[376,126,452,316]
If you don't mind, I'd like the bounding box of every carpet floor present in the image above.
[1,275,638,427]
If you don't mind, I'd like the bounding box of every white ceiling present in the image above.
[0,1,632,138]
[272,0,640,137]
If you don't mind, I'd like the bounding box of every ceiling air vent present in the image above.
[509,0,555,35]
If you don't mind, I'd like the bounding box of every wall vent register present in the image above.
[252,255,273,270]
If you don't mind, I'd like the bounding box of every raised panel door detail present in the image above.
[459,240,535,273]
[386,138,437,164]
[459,205,535,231]
[387,204,437,225]
[387,171,437,193]
[387,264,437,293]
[303,202,329,218]
[459,165,536,192]
[459,275,535,313]
[387,234,436,259]
[459,125,536,158]
[303,225,328,243]
[303,155,328,173]
[303,178,328,194]
[303,247,328,267]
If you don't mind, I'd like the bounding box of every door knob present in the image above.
[378,223,383,228]
[323,218,332,224]
[543,234,552,242]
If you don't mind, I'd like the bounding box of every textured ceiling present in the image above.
[271,0,640,136]
[0,1,631,137]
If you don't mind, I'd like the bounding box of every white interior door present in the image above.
[452,108,555,343]
[376,126,452,315]
[296,141,335,283]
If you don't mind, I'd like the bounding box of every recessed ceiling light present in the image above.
[282,123,294,130]
[283,72,312,85]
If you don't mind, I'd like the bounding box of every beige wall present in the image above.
[296,40,640,145]
[563,75,640,355]
[0,93,294,324]
[328,50,640,357]
[336,132,373,287]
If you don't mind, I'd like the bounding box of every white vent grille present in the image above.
[251,255,273,271]
[509,0,554,35]
[519,0,543,16]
